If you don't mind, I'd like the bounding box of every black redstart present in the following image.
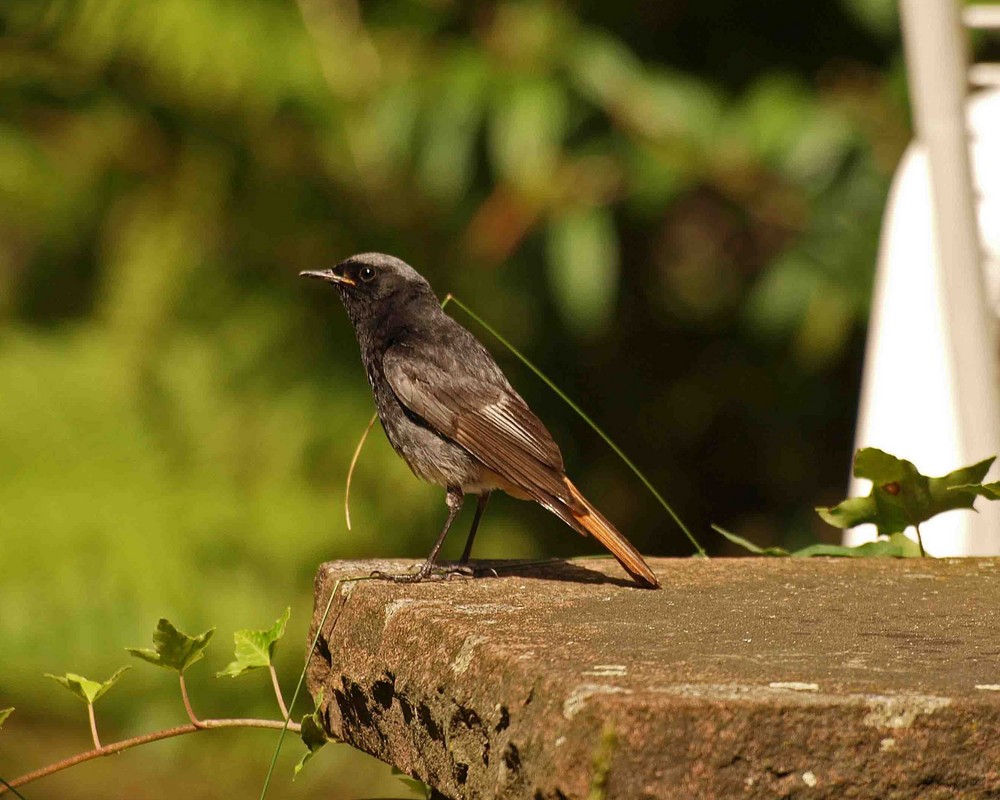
[300,253,659,588]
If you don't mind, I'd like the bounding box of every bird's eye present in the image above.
[359,266,377,282]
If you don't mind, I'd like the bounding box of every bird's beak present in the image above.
[298,269,356,286]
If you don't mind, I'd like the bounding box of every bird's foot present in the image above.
[369,562,479,583]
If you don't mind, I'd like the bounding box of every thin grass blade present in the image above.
[443,294,705,557]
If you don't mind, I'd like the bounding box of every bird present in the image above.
[300,253,660,589]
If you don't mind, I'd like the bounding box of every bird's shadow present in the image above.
[455,558,640,589]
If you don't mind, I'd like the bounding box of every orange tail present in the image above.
[561,479,660,589]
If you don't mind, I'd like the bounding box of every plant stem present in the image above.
[269,665,289,720]
[0,775,28,800]
[345,411,378,530]
[259,575,364,800]
[0,718,301,794]
[914,524,926,558]
[179,674,201,727]
[87,703,101,750]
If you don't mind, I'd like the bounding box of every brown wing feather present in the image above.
[383,345,573,504]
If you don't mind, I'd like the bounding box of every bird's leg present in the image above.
[372,487,466,583]
[416,487,464,578]
[459,492,491,564]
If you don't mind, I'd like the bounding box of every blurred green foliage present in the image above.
[1,0,906,795]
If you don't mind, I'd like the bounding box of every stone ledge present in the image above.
[306,557,1000,799]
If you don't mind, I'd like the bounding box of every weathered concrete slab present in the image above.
[307,557,1000,799]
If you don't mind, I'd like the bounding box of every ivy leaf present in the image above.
[950,481,1000,500]
[293,715,327,778]
[127,618,215,673]
[391,767,432,799]
[816,449,995,536]
[217,608,290,678]
[713,525,790,556]
[713,526,921,558]
[45,667,130,705]
[791,533,921,558]
[294,690,334,779]
[0,708,13,730]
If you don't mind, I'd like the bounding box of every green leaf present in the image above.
[294,690,333,779]
[928,458,994,513]
[0,708,13,730]
[488,78,567,193]
[791,533,920,558]
[852,447,910,483]
[843,0,899,37]
[815,496,881,530]
[45,667,130,705]
[789,542,872,558]
[391,766,432,799]
[416,51,488,201]
[546,208,620,337]
[715,525,921,559]
[816,449,996,538]
[712,525,790,556]
[951,481,1000,500]
[885,532,925,558]
[217,608,290,678]
[127,618,214,673]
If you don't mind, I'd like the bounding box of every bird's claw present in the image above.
[444,564,476,581]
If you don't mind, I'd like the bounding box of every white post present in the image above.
[898,0,1000,548]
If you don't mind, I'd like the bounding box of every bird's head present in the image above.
[300,253,436,328]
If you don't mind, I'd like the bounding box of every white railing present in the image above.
[848,0,1000,554]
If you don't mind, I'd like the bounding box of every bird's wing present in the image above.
[382,342,571,502]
